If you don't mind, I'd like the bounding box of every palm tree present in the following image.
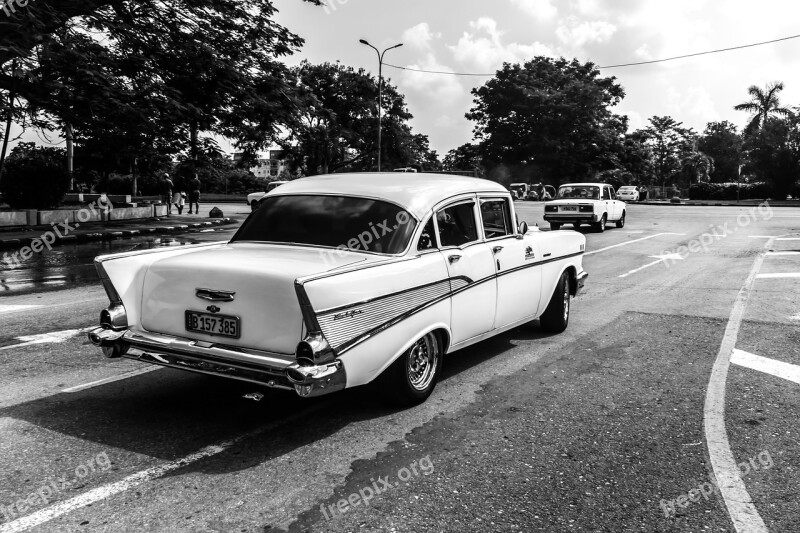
[734,82,793,136]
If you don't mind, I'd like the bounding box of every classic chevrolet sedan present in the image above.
[88,174,588,405]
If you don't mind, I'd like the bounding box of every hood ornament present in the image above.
[196,288,236,302]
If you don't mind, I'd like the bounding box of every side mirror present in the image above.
[518,221,529,235]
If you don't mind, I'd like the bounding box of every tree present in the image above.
[443,143,483,173]
[466,57,627,183]
[743,117,800,197]
[639,116,694,188]
[279,62,418,175]
[698,121,742,182]
[616,131,654,184]
[734,82,793,137]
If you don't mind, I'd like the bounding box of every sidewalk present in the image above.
[0,213,237,251]
[636,199,800,207]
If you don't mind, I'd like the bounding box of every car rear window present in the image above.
[557,186,600,200]
[232,195,418,255]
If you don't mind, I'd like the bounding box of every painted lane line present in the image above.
[0,329,91,351]
[767,251,800,256]
[0,304,43,314]
[756,273,800,279]
[0,403,326,533]
[731,349,800,386]
[584,232,686,256]
[776,237,800,241]
[62,367,161,393]
[748,236,776,239]
[703,237,771,533]
[619,253,684,278]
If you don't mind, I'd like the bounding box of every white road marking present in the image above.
[767,251,800,256]
[731,349,800,386]
[748,236,776,238]
[584,232,686,256]
[756,273,800,279]
[62,367,161,393]
[791,314,800,321]
[0,304,43,314]
[618,253,684,278]
[776,237,800,241]
[0,329,90,351]
[703,237,770,533]
[0,403,325,533]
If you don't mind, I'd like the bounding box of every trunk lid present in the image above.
[140,243,373,354]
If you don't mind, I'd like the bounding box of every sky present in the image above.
[10,0,800,158]
[268,0,800,156]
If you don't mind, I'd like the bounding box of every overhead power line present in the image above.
[384,32,800,77]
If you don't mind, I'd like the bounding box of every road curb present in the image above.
[0,218,234,252]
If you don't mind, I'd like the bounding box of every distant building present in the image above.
[232,149,288,179]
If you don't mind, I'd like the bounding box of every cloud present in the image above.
[556,18,617,49]
[449,17,555,71]
[402,22,441,51]
[509,0,557,21]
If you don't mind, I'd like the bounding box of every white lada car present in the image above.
[88,174,588,405]
[543,182,626,232]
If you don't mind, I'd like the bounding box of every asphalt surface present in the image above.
[0,202,798,532]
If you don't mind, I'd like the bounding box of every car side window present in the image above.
[417,217,437,251]
[437,202,478,247]
[608,187,617,200]
[480,199,513,239]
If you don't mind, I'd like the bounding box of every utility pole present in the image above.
[359,39,403,172]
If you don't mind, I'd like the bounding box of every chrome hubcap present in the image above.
[407,333,439,391]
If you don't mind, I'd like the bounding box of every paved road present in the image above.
[0,204,798,532]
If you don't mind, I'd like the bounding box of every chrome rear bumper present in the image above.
[87,327,347,398]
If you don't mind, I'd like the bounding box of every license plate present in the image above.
[185,311,240,338]
[561,206,578,211]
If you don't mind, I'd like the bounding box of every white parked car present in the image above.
[544,183,626,232]
[247,180,288,211]
[88,174,587,405]
[617,185,640,202]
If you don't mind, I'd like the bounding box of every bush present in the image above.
[688,182,774,201]
[0,143,71,209]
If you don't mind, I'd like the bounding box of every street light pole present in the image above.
[359,39,402,172]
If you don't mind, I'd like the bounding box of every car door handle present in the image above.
[448,254,462,264]
[493,246,504,254]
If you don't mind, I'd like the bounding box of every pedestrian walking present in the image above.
[161,173,174,215]
[188,175,201,215]
[173,190,186,214]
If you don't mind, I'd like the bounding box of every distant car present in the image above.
[393,167,418,173]
[527,184,556,201]
[544,183,626,232]
[248,181,288,211]
[88,173,587,405]
[617,186,640,202]
[509,183,529,200]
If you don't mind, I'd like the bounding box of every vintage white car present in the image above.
[543,182,626,232]
[88,174,588,405]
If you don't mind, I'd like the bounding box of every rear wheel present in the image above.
[382,331,442,406]
[594,214,607,233]
[616,211,626,228]
[572,222,582,229]
[540,271,571,333]
[549,222,561,230]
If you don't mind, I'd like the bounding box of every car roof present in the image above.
[558,183,608,187]
[269,173,509,219]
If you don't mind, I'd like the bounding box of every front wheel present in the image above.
[549,222,561,231]
[540,271,571,333]
[616,211,626,228]
[382,331,442,406]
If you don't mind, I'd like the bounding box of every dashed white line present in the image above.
[756,273,800,279]
[0,403,326,533]
[584,232,686,256]
[0,329,90,351]
[62,366,161,393]
[0,304,43,314]
[767,251,800,256]
[731,349,800,385]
